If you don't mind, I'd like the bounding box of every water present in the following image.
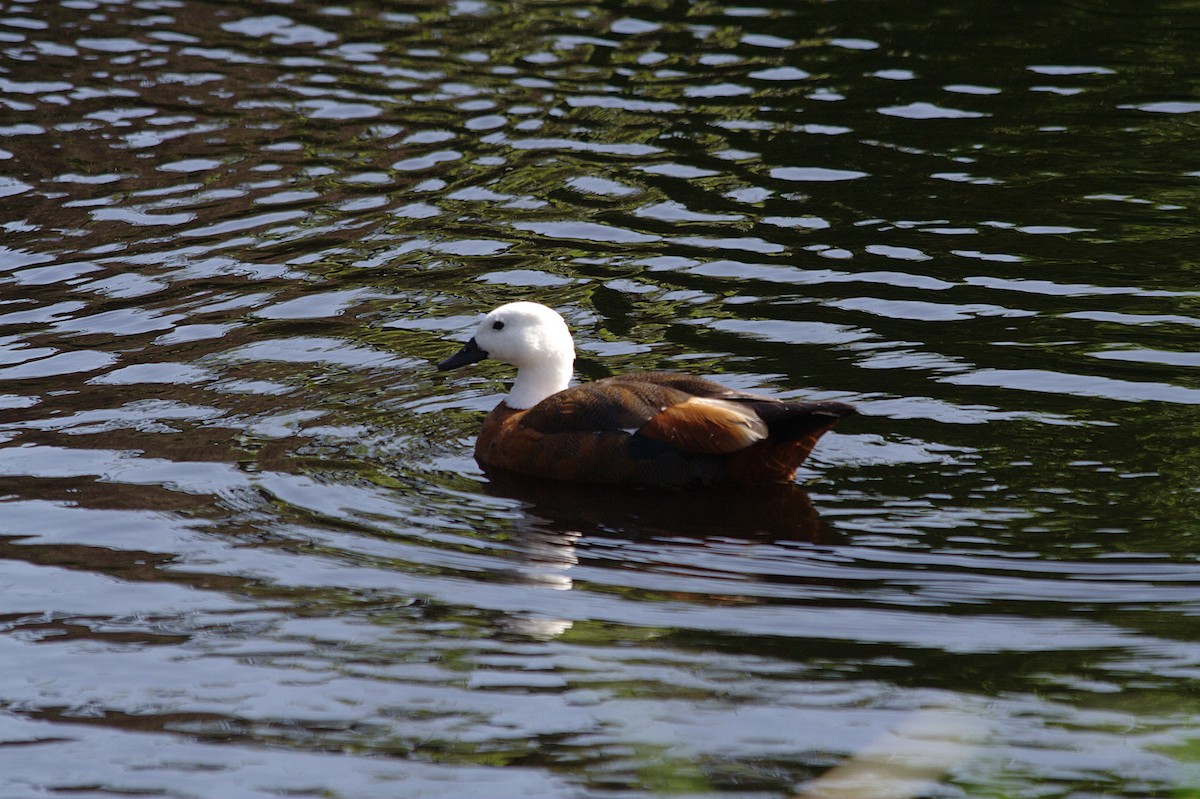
[2,0,1200,796]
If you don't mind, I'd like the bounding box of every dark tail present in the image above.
[759,400,857,442]
[723,400,856,484]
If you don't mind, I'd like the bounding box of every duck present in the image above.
[437,301,855,488]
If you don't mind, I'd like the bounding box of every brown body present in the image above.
[474,372,854,488]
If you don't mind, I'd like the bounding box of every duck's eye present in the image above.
[492,320,505,330]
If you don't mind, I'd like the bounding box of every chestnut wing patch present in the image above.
[637,396,767,454]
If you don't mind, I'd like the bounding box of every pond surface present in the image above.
[2,0,1200,796]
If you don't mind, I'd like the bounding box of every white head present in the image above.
[437,301,576,409]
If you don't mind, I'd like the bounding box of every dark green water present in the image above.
[2,0,1200,796]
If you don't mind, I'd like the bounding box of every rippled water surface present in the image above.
[3,0,1200,796]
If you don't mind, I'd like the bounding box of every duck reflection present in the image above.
[479,468,839,638]
[482,466,835,543]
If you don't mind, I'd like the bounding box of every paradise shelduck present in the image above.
[437,301,855,488]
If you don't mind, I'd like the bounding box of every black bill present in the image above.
[437,337,489,371]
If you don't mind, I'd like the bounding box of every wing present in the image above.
[602,371,766,401]
[519,374,768,455]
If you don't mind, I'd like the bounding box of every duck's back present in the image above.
[475,372,854,488]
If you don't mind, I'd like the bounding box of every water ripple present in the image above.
[2,1,1200,797]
